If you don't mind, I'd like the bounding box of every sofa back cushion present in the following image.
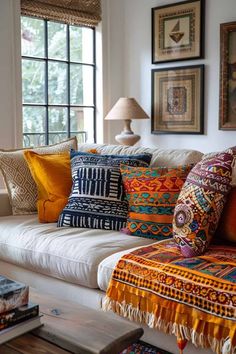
[0,191,12,217]
[76,143,203,168]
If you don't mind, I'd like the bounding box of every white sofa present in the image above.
[0,143,213,354]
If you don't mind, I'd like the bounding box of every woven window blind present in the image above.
[21,0,101,27]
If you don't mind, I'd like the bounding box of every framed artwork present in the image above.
[219,22,236,130]
[152,0,204,63]
[151,65,204,134]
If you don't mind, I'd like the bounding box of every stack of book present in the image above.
[0,275,42,344]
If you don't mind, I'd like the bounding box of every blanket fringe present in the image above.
[102,296,236,354]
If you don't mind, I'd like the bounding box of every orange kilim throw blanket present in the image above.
[103,240,236,354]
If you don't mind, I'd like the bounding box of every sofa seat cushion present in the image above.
[0,215,154,289]
[98,249,137,291]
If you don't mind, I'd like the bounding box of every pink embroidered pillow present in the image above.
[173,147,236,257]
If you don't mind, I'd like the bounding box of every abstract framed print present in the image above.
[151,65,204,134]
[152,0,204,63]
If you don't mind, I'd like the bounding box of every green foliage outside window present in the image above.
[21,16,95,146]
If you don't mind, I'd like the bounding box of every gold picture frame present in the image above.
[151,65,204,134]
[219,22,236,130]
[152,0,204,63]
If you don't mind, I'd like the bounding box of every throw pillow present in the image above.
[24,151,72,223]
[0,137,77,215]
[215,187,236,243]
[58,152,152,231]
[120,164,193,240]
[173,147,236,257]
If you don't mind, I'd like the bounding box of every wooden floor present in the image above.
[1,333,71,353]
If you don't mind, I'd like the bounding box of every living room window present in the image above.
[21,16,96,147]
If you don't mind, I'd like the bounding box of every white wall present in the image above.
[1,0,236,154]
[103,0,236,153]
[0,0,22,150]
[102,0,126,143]
[0,0,21,188]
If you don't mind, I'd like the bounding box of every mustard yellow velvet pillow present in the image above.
[24,151,72,223]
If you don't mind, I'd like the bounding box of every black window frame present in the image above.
[21,16,96,146]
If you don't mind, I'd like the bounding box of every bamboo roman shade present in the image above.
[21,0,101,27]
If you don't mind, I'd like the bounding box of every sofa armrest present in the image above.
[0,190,12,216]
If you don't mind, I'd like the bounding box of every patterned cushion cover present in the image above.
[58,151,152,231]
[0,137,77,215]
[173,147,236,257]
[23,148,98,223]
[120,164,193,240]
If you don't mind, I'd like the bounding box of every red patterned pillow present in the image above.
[173,147,236,257]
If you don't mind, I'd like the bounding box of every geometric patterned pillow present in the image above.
[58,151,152,231]
[173,147,236,257]
[0,137,77,215]
[120,164,193,240]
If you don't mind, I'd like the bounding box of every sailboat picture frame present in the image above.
[152,0,204,63]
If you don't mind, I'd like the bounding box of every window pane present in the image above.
[48,22,67,60]
[21,17,45,57]
[70,26,94,64]
[22,59,45,104]
[70,107,94,143]
[21,16,96,147]
[48,62,68,104]
[70,64,94,105]
[49,133,68,145]
[49,107,68,132]
[23,106,46,147]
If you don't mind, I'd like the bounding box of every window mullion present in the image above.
[45,20,49,145]
[93,28,96,143]
[21,17,96,147]
[67,25,70,139]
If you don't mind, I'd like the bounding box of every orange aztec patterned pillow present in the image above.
[120,164,193,240]
[173,147,236,257]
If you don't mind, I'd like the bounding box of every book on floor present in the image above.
[0,275,29,314]
[0,302,39,330]
[0,315,43,344]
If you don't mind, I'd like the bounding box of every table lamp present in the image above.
[105,97,149,146]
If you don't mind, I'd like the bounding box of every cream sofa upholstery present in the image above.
[0,215,154,288]
[0,144,213,354]
[0,189,12,216]
[0,143,203,290]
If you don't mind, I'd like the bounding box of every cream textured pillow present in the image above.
[0,137,77,215]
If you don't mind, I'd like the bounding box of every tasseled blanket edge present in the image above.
[102,295,235,354]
